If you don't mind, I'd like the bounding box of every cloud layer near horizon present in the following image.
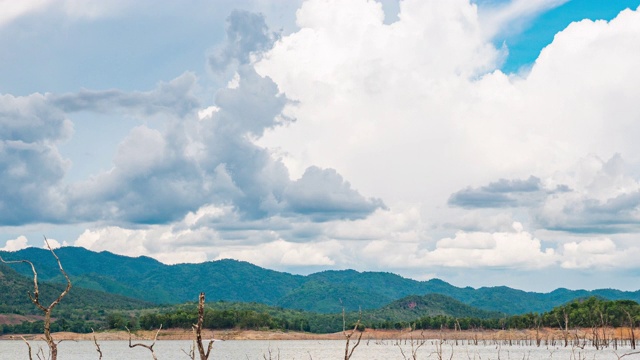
[2,0,640,290]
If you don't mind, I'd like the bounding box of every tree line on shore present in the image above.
[3,296,638,335]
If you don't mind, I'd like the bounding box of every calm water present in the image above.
[0,339,637,359]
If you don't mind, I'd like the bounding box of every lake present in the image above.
[0,339,637,359]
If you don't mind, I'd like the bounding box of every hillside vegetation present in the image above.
[0,263,152,333]
[2,247,640,315]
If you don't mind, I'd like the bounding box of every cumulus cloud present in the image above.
[361,222,556,269]
[0,93,72,225]
[43,238,67,249]
[209,10,280,73]
[559,238,640,269]
[4,0,640,288]
[0,236,30,251]
[533,154,640,234]
[217,239,340,267]
[446,154,640,236]
[283,166,385,221]
[0,93,72,144]
[75,226,209,264]
[36,12,383,228]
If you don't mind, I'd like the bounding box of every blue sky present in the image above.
[496,0,640,72]
[2,0,640,292]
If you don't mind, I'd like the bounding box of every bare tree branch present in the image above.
[91,329,103,360]
[20,336,34,360]
[192,292,214,359]
[342,305,363,360]
[127,324,162,360]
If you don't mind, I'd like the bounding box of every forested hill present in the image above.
[0,263,152,315]
[2,246,639,315]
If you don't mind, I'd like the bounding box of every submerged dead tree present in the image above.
[193,292,214,360]
[0,237,71,360]
[342,304,363,360]
[127,325,162,360]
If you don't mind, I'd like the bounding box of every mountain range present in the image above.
[2,246,639,315]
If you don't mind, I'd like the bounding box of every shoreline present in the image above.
[2,327,637,342]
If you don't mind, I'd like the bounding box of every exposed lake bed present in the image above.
[3,329,640,359]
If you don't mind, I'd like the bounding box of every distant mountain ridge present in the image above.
[1,246,639,315]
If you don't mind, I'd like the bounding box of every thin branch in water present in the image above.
[91,329,103,360]
[20,336,33,360]
[127,324,162,360]
[616,350,640,359]
[342,305,363,360]
[181,340,196,359]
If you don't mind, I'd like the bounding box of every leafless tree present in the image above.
[555,307,570,347]
[342,304,362,360]
[182,341,196,360]
[193,292,214,359]
[20,336,34,360]
[624,309,636,350]
[397,332,426,360]
[91,329,103,359]
[0,237,71,360]
[127,324,162,360]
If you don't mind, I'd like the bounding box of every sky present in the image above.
[2,0,640,292]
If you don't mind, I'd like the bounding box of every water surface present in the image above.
[0,339,637,359]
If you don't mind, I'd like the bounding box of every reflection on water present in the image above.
[0,339,636,359]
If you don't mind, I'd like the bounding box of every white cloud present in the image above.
[0,0,52,27]
[75,225,208,264]
[256,0,640,235]
[255,0,507,207]
[4,0,640,290]
[559,238,640,269]
[43,238,67,249]
[0,235,30,251]
[64,3,640,280]
[216,239,340,267]
[361,222,556,269]
[534,154,640,233]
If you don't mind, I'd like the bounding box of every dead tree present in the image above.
[193,292,214,360]
[20,336,34,360]
[342,305,362,360]
[397,331,426,360]
[624,309,636,350]
[0,237,71,360]
[127,325,162,360]
[533,314,542,347]
[92,329,103,360]
[555,307,570,347]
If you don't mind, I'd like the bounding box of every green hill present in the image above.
[0,262,151,324]
[367,294,504,323]
[2,246,640,315]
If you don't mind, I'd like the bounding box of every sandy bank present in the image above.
[3,327,636,342]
